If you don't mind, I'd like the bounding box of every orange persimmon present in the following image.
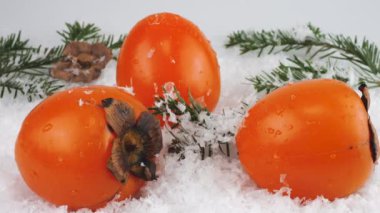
[117,12,220,111]
[15,86,161,210]
[236,79,378,200]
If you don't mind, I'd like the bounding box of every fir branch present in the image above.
[1,21,125,101]
[95,34,125,50]
[0,32,64,101]
[248,57,349,94]
[0,74,63,101]
[226,24,380,91]
[57,21,125,50]
[225,25,321,56]
[57,22,101,43]
[1,46,63,76]
[149,85,244,159]
[0,32,35,57]
[149,86,208,123]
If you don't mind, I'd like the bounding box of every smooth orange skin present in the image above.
[15,86,146,210]
[236,79,374,200]
[117,12,221,111]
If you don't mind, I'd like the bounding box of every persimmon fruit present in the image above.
[15,86,162,210]
[236,79,378,200]
[117,12,220,111]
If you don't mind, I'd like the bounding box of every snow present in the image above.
[2,34,380,213]
[0,37,380,213]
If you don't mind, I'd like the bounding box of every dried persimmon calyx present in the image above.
[50,41,112,83]
[129,159,157,181]
[107,138,129,183]
[368,119,379,163]
[359,83,379,163]
[101,98,163,182]
[101,98,136,136]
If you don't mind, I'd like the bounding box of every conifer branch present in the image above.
[0,33,64,101]
[149,85,244,160]
[248,56,349,93]
[1,21,125,101]
[226,24,380,92]
[57,21,125,50]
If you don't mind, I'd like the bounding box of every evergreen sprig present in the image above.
[149,86,209,158]
[57,21,125,50]
[1,21,125,101]
[149,86,208,124]
[149,85,243,160]
[226,24,380,92]
[248,56,349,93]
[0,33,64,101]
[0,32,34,56]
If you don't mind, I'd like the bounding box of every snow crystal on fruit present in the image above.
[147,48,156,59]
[78,98,84,106]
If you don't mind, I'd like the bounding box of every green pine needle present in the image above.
[57,22,101,43]
[226,23,380,92]
[57,21,126,50]
[0,32,64,101]
[149,86,209,123]
[248,56,349,94]
[1,21,125,101]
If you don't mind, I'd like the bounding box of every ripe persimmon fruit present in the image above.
[15,86,162,210]
[236,79,378,200]
[117,12,220,111]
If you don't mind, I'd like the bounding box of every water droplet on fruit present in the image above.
[267,128,275,134]
[306,120,317,125]
[42,123,53,132]
[132,58,139,65]
[290,94,296,100]
[170,57,176,64]
[83,90,93,95]
[330,154,336,159]
[58,157,64,162]
[276,108,284,116]
[280,174,287,183]
[84,117,96,129]
[287,125,294,130]
[273,153,280,159]
[71,189,78,195]
[87,98,96,105]
[275,130,282,136]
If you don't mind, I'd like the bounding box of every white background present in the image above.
[1,0,380,44]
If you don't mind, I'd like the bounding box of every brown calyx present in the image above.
[101,98,163,183]
[359,83,379,163]
[50,41,112,83]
